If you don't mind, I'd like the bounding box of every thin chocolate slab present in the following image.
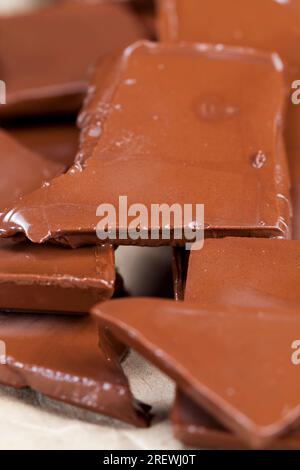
[93,298,300,448]
[0,129,63,214]
[0,313,149,427]
[0,1,147,118]
[172,390,300,450]
[185,238,300,309]
[0,41,290,245]
[9,121,79,167]
[158,0,300,238]
[0,129,115,312]
[0,240,115,314]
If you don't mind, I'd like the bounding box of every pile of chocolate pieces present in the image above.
[1,0,300,450]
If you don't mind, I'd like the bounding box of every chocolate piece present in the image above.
[0,41,290,245]
[0,240,115,314]
[0,313,149,427]
[158,0,300,238]
[0,1,147,119]
[185,238,300,309]
[9,121,79,167]
[0,129,63,214]
[172,389,300,450]
[93,298,300,448]
[0,129,115,313]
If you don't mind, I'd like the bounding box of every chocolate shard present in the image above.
[92,297,300,449]
[9,121,79,167]
[158,0,300,239]
[0,0,147,119]
[0,129,116,313]
[172,389,300,450]
[185,238,300,309]
[0,41,290,245]
[0,313,150,427]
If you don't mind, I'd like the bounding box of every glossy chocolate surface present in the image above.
[159,0,300,238]
[93,297,300,448]
[0,41,290,245]
[185,238,300,309]
[0,129,115,313]
[172,390,300,450]
[0,313,149,427]
[0,0,147,118]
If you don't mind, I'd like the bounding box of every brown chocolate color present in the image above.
[185,238,300,309]
[0,1,147,119]
[0,129,115,313]
[93,297,300,448]
[0,313,149,427]
[172,390,300,450]
[0,129,63,214]
[9,121,79,167]
[0,41,290,245]
[159,0,300,239]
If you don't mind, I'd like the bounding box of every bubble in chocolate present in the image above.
[252,151,267,169]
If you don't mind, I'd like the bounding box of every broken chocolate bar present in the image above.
[172,389,300,450]
[184,238,300,308]
[0,129,115,313]
[0,313,150,427]
[93,297,300,448]
[0,0,147,118]
[158,0,300,238]
[0,41,290,245]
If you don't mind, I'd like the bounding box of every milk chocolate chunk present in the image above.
[185,238,300,309]
[159,0,300,238]
[0,1,147,119]
[0,129,63,214]
[172,390,300,450]
[0,129,115,313]
[93,298,300,448]
[0,41,290,245]
[0,313,150,427]
[9,121,79,167]
[0,241,115,314]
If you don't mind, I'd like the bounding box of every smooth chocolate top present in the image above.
[185,238,300,309]
[0,1,147,118]
[93,297,300,448]
[172,390,300,450]
[0,41,290,245]
[159,0,300,238]
[0,129,63,214]
[0,313,149,427]
[9,121,79,167]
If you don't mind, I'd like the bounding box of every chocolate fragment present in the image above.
[0,313,150,427]
[93,297,300,448]
[0,129,116,312]
[9,121,79,167]
[0,41,290,245]
[185,238,300,309]
[172,389,300,450]
[159,0,300,238]
[0,0,147,119]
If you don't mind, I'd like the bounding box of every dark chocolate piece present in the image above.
[0,313,149,427]
[172,389,300,450]
[185,238,300,309]
[0,41,290,245]
[0,0,147,118]
[159,0,300,238]
[93,297,300,448]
